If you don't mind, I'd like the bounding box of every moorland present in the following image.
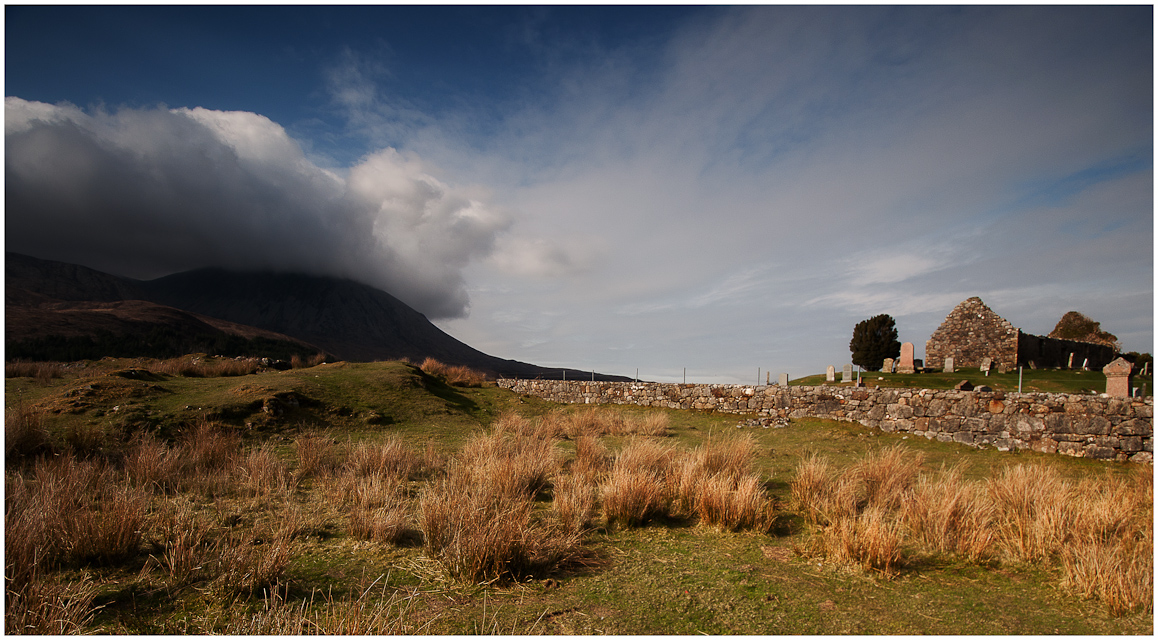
[4,356,1153,634]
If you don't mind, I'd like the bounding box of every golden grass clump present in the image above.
[818,505,906,576]
[419,463,582,584]
[552,471,600,535]
[458,427,561,500]
[212,526,295,596]
[694,474,774,532]
[5,573,101,635]
[601,439,675,528]
[789,453,835,524]
[5,361,65,382]
[7,456,149,574]
[346,477,415,545]
[294,432,342,479]
[1058,465,1153,615]
[902,465,995,561]
[343,437,422,481]
[987,464,1074,563]
[5,398,48,461]
[152,355,260,377]
[236,446,293,497]
[789,446,922,575]
[419,358,487,386]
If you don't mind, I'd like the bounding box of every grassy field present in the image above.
[5,357,1153,634]
[794,366,1152,396]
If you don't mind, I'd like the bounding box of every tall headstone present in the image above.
[896,342,916,374]
[1103,358,1132,397]
[779,373,789,387]
[882,358,894,374]
[826,365,836,382]
[1067,352,1074,369]
[943,356,954,373]
[979,357,992,374]
[842,364,853,383]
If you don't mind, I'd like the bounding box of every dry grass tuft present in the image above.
[5,398,49,461]
[5,361,66,381]
[789,453,835,524]
[818,506,906,576]
[152,356,259,377]
[5,573,101,635]
[293,432,342,479]
[213,527,294,596]
[987,464,1073,563]
[343,437,422,481]
[902,466,995,561]
[419,463,582,584]
[237,446,293,496]
[225,577,435,634]
[420,358,487,386]
[458,428,561,500]
[552,471,600,535]
[601,439,675,528]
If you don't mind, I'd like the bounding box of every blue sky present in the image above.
[5,5,1153,382]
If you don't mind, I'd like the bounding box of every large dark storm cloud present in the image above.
[5,97,509,318]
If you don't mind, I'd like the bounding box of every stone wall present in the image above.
[925,297,1019,371]
[497,379,1153,463]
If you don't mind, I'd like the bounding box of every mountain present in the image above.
[6,253,324,362]
[5,253,629,380]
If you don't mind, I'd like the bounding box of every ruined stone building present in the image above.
[925,297,1118,372]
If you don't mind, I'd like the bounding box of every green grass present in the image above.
[4,358,1151,634]
[793,367,1152,396]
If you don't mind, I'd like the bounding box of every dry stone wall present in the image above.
[498,379,1153,463]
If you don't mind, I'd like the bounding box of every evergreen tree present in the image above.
[849,314,901,372]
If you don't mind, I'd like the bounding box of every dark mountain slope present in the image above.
[137,268,621,379]
[6,253,628,380]
[7,254,324,361]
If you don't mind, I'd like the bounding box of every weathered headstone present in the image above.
[1103,357,1133,398]
[826,365,836,382]
[943,356,954,373]
[979,357,991,374]
[1082,358,1089,371]
[954,380,974,391]
[896,343,916,374]
[1067,353,1074,369]
[842,364,853,383]
[779,373,789,387]
[882,358,894,374]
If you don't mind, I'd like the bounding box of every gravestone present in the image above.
[1067,353,1074,369]
[954,380,974,391]
[943,356,954,373]
[779,373,789,387]
[896,343,916,374]
[1103,357,1133,398]
[882,358,894,374]
[826,365,835,382]
[842,364,853,383]
[979,357,991,374]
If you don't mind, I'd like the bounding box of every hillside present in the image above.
[5,253,628,380]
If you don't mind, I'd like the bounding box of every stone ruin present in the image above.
[925,297,1118,372]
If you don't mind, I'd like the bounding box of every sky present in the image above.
[5,5,1153,383]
